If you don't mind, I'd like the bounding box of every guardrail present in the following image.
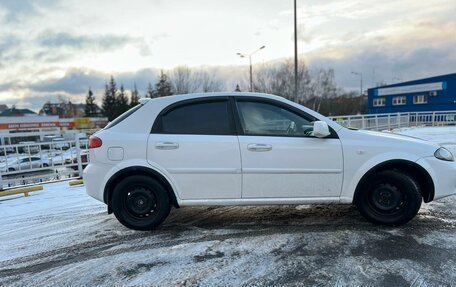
[329,110,456,131]
[0,139,88,189]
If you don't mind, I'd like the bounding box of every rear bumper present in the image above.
[83,162,117,203]
[417,157,456,200]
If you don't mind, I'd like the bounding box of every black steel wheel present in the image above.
[112,176,170,230]
[356,170,422,226]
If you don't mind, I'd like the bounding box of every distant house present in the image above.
[39,102,102,118]
[0,107,37,117]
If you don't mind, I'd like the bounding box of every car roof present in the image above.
[139,92,284,105]
[133,92,345,133]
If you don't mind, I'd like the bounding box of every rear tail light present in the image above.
[89,136,102,149]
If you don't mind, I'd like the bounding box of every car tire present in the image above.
[8,167,15,172]
[111,175,170,231]
[356,170,422,226]
[43,163,49,167]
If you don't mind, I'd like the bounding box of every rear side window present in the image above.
[153,100,234,135]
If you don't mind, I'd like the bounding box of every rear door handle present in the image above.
[155,142,179,150]
[247,143,272,152]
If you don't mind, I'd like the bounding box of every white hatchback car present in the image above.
[84,93,456,230]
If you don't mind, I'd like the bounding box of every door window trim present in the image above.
[232,97,339,139]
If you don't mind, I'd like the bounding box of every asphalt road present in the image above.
[1,184,455,287]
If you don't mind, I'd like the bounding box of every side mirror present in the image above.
[312,121,331,138]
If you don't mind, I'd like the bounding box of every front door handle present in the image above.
[155,142,179,150]
[247,143,272,152]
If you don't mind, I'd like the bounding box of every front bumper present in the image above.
[417,157,456,200]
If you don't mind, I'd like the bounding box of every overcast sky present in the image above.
[0,0,455,111]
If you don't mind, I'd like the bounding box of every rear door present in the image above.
[147,97,242,200]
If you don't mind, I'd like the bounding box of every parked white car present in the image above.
[0,156,49,172]
[19,141,40,154]
[84,93,456,230]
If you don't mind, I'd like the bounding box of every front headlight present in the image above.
[434,147,454,161]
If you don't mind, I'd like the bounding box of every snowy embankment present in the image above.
[0,126,455,286]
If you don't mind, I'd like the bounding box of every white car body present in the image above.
[84,93,456,229]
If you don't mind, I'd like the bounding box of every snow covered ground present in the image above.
[1,126,456,286]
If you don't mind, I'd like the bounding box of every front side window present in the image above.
[413,95,428,104]
[373,97,386,107]
[236,100,315,137]
[157,100,233,135]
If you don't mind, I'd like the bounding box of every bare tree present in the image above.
[254,59,309,102]
[170,66,223,94]
[253,59,340,112]
[171,66,196,94]
[195,70,222,92]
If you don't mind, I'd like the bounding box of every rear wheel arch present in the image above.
[353,159,435,204]
[104,166,179,213]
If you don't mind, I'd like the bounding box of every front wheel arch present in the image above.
[353,160,435,204]
[355,170,422,225]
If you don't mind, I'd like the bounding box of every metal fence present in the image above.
[329,110,456,131]
[0,139,88,189]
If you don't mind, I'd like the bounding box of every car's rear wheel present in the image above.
[356,170,422,226]
[111,176,170,230]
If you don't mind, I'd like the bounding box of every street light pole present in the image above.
[237,45,265,92]
[249,56,253,93]
[352,71,363,96]
[294,0,298,102]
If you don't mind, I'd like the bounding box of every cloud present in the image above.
[307,39,456,90]
[0,35,22,65]
[39,32,133,52]
[0,34,20,51]
[27,68,160,95]
[29,69,106,94]
[0,0,59,23]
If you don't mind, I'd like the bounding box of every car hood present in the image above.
[358,130,438,145]
[341,128,441,158]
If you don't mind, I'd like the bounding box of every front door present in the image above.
[235,98,343,198]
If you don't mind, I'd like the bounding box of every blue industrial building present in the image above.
[367,73,456,114]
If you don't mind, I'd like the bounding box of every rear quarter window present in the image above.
[104,104,143,130]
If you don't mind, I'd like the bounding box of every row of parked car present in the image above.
[0,137,89,174]
[0,149,89,173]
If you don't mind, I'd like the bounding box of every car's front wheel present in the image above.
[356,170,422,226]
[111,176,170,230]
